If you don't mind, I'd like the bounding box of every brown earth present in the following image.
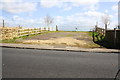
[16,31,101,48]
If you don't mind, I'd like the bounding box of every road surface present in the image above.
[2,47,118,78]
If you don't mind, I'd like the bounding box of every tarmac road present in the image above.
[2,47,118,78]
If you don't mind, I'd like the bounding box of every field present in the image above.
[1,31,101,48]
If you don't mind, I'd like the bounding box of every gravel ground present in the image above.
[16,31,101,48]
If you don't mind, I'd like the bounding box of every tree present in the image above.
[44,15,54,31]
[101,13,111,30]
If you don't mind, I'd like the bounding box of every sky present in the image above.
[0,0,119,31]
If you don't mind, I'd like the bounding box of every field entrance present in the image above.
[15,31,101,48]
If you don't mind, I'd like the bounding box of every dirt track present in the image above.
[17,31,101,48]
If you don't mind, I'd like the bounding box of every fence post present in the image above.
[92,30,95,42]
[18,27,21,37]
[39,28,41,32]
[95,22,98,32]
[28,28,30,35]
[48,27,50,31]
[18,29,20,37]
[56,25,58,31]
[114,28,117,48]
[3,20,5,28]
[105,24,107,36]
[41,27,43,32]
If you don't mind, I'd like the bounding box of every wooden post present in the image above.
[44,27,46,31]
[105,24,107,35]
[118,25,120,29]
[92,30,95,42]
[18,29,20,37]
[3,20,5,28]
[41,27,42,32]
[18,28,21,37]
[56,25,58,31]
[105,24,107,30]
[28,28,30,36]
[114,28,116,48]
[95,22,98,32]
[19,25,21,29]
[39,28,41,32]
[48,27,50,31]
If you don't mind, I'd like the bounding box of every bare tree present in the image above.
[101,13,111,30]
[44,15,54,31]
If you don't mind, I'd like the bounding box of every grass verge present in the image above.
[0,31,52,43]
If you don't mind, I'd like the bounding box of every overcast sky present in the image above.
[0,0,119,31]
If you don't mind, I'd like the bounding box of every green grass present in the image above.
[46,30,88,32]
[0,31,52,43]
[89,31,105,42]
[0,38,19,43]
[49,31,88,33]
[18,31,52,39]
[66,34,74,37]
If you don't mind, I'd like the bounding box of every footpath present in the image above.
[0,43,120,53]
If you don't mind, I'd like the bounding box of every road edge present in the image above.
[0,43,120,53]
